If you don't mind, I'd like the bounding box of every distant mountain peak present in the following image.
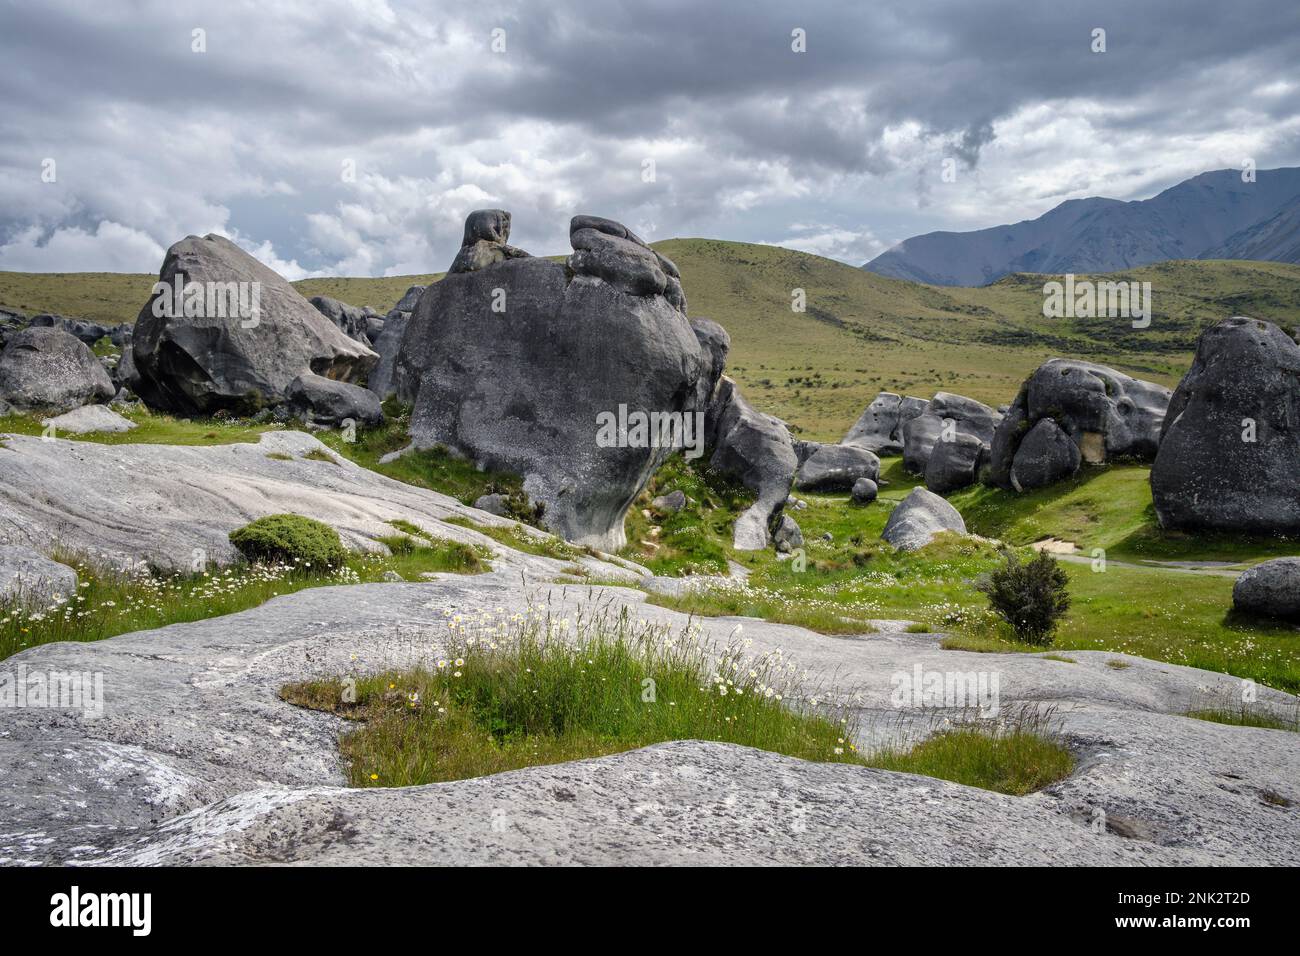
[863,167,1300,286]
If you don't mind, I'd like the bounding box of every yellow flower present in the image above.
[369,773,379,780]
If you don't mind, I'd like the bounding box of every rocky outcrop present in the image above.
[0,430,641,577]
[0,545,78,604]
[394,212,711,551]
[0,326,114,413]
[1152,317,1300,533]
[772,514,803,553]
[924,431,986,494]
[1009,419,1081,491]
[794,442,880,492]
[448,209,532,274]
[987,359,1171,491]
[706,377,798,550]
[881,487,967,551]
[1233,557,1300,620]
[4,571,1295,866]
[309,295,376,345]
[131,234,377,415]
[365,285,425,400]
[287,373,384,427]
[903,393,1000,490]
[28,313,111,346]
[843,392,929,455]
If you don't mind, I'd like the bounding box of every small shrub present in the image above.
[229,513,347,568]
[977,550,1070,644]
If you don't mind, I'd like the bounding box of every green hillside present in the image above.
[4,245,1300,441]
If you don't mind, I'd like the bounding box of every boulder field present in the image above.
[0,567,1295,865]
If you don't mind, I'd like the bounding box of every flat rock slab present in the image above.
[42,404,137,434]
[0,430,640,581]
[0,573,1295,866]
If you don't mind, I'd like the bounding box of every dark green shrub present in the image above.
[229,514,347,569]
[977,550,1071,644]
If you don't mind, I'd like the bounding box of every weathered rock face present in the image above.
[794,443,880,492]
[923,431,985,494]
[903,392,1000,488]
[1152,317,1300,533]
[448,209,532,274]
[132,234,377,415]
[287,373,384,427]
[309,295,375,344]
[843,392,929,456]
[0,327,114,412]
[395,213,711,551]
[0,545,78,604]
[1233,557,1300,620]
[689,318,730,409]
[1008,418,1081,490]
[366,288,423,399]
[881,487,967,551]
[706,377,798,550]
[987,359,1171,490]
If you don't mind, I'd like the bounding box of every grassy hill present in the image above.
[4,245,1300,441]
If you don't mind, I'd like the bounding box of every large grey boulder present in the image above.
[881,487,967,551]
[689,318,730,409]
[1152,317,1300,533]
[394,212,711,551]
[843,392,929,456]
[923,431,985,494]
[0,326,114,413]
[0,545,78,604]
[1233,558,1300,620]
[132,234,377,415]
[987,359,1171,490]
[309,295,374,344]
[41,404,136,435]
[794,442,880,492]
[287,373,384,427]
[448,209,532,274]
[706,377,798,550]
[1009,418,1082,491]
[903,392,1000,476]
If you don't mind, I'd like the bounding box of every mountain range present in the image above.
[863,167,1300,286]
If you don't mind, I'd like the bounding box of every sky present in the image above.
[1,0,1298,278]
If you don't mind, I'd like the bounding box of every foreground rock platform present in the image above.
[1,572,1295,866]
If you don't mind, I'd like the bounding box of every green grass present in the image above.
[281,606,1072,795]
[443,516,580,560]
[0,538,489,662]
[864,709,1075,796]
[281,608,865,786]
[1185,703,1300,732]
[0,405,276,446]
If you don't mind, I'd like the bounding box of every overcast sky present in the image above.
[1,0,1298,277]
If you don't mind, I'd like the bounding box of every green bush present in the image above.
[977,550,1071,644]
[229,513,347,569]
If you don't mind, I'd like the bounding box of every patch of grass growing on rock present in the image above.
[281,608,1071,796]
[864,709,1074,796]
[0,539,489,662]
[0,406,276,446]
[443,516,579,560]
[281,610,865,786]
[1185,703,1299,733]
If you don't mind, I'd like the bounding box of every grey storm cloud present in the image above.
[1,0,1298,275]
